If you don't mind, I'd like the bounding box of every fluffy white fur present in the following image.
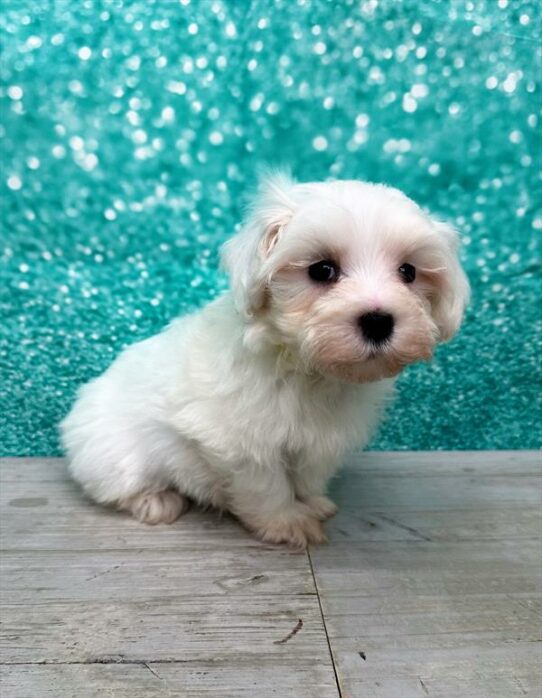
[61,174,469,548]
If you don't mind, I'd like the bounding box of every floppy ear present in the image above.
[221,172,296,316]
[430,221,471,341]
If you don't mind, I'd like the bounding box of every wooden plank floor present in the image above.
[1,453,540,697]
[312,451,542,698]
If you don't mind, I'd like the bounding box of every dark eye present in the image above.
[398,263,416,283]
[308,260,340,283]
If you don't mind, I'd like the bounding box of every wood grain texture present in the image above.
[1,453,541,698]
[0,458,339,698]
[310,450,542,698]
[1,662,340,698]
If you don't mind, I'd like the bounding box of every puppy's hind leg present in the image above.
[119,490,190,525]
[63,399,191,525]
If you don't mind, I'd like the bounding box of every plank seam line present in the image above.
[307,547,342,698]
[1,660,212,666]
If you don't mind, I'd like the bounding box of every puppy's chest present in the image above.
[175,364,366,463]
[258,377,360,453]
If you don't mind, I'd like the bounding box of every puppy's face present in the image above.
[223,176,470,383]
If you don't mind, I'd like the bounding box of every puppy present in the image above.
[61,174,469,548]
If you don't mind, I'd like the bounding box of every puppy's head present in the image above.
[222,173,470,383]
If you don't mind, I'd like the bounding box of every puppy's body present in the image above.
[63,294,391,544]
[62,176,469,547]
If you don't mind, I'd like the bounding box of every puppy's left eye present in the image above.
[308,260,340,283]
[398,263,416,283]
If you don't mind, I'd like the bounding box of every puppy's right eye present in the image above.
[308,260,340,283]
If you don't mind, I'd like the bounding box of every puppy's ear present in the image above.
[430,221,470,341]
[221,172,296,316]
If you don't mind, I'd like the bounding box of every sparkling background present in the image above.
[1,0,540,456]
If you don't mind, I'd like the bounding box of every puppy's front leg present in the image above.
[292,458,339,521]
[228,465,326,549]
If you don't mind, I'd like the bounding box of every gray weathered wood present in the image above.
[1,452,541,698]
[0,458,339,698]
[2,662,342,698]
[310,450,542,698]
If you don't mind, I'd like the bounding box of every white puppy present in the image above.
[61,174,469,548]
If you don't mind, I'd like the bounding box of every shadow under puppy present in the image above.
[61,174,469,548]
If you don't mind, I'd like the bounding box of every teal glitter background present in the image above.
[1,0,540,456]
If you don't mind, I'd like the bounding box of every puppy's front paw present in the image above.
[302,495,338,521]
[121,490,189,525]
[250,504,327,549]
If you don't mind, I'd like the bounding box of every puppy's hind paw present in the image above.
[121,490,190,525]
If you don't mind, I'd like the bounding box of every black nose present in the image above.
[358,312,394,344]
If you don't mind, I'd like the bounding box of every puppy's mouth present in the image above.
[322,339,434,384]
[366,344,389,360]
[322,350,404,383]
